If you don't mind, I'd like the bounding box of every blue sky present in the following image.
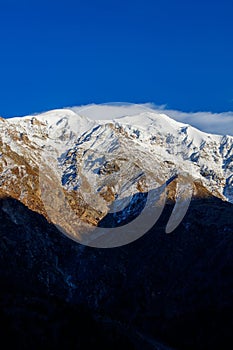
[0,0,233,118]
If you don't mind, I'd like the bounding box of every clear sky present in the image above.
[0,0,232,118]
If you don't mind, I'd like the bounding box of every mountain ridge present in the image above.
[0,107,233,242]
[1,106,233,348]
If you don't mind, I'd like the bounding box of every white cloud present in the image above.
[71,103,159,120]
[153,108,233,136]
[70,102,233,136]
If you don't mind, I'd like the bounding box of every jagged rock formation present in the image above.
[0,108,233,243]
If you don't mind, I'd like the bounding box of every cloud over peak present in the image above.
[71,103,233,136]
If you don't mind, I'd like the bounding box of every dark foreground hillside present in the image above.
[0,196,232,349]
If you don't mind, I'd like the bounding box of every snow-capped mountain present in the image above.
[0,107,233,241]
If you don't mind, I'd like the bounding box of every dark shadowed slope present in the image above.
[0,196,233,349]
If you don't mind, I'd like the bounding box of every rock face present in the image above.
[0,196,233,349]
